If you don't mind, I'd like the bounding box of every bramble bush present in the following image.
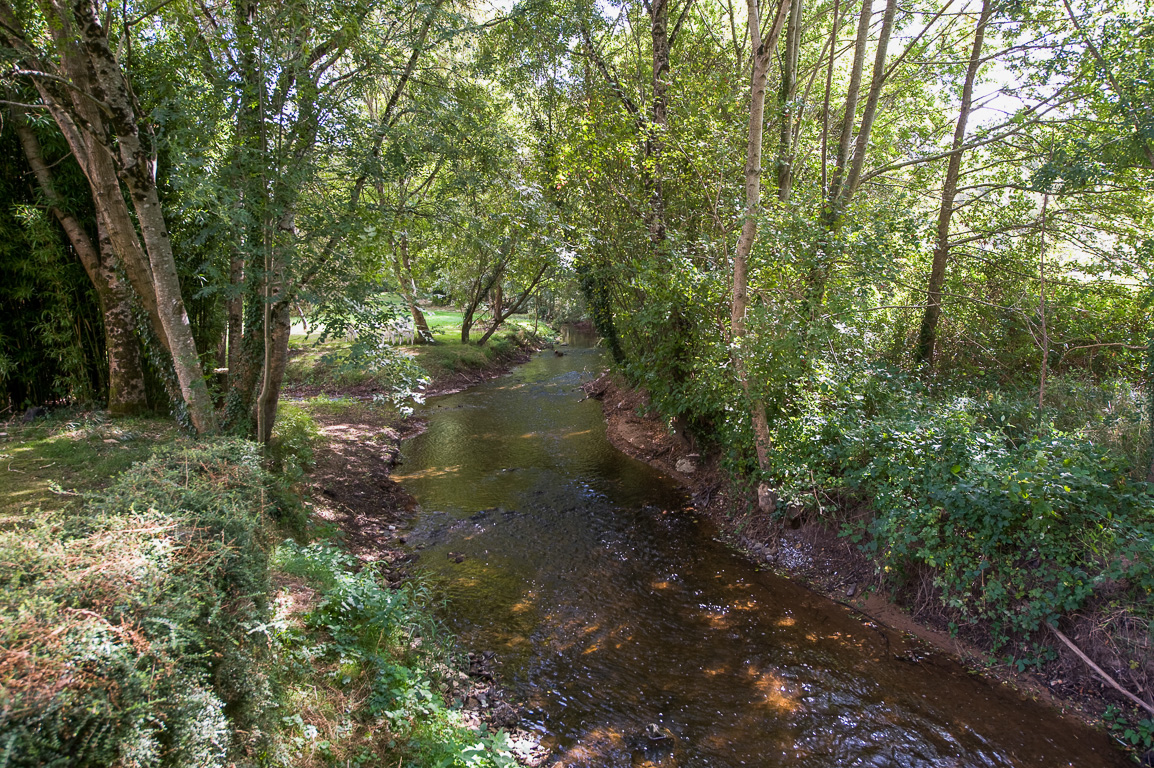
[766,362,1154,644]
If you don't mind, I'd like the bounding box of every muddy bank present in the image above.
[299,344,550,761]
[582,370,1146,759]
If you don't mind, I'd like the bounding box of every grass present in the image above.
[284,309,552,394]
[0,411,179,527]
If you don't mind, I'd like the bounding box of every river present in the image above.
[394,335,1127,767]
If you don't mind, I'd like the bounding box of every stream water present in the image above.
[395,333,1127,767]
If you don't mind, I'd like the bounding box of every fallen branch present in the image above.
[1050,624,1154,717]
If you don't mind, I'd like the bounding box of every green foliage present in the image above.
[0,121,105,410]
[269,403,321,477]
[270,542,518,768]
[1103,705,1154,752]
[766,362,1154,644]
[0,439,278,767]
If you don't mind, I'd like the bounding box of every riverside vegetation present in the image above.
[1,0,1152,760]
[0,331,542,768]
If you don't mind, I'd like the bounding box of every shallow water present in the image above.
[395,336,1127,767]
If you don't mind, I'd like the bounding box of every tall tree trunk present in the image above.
[226,0,266,415]
[227,254,244,378]
[94,222,148,415]
[647,0,670,244]
[824,0,873,217]
[257,301,292,444]
[820,0,841,195]
[777,0,803,201]
[805,0,873,320]
[257,204,300,444]
[392,233,433,342]
[808,0,897,318]
[13,111,147,415]
[4,0,217,431]
[842,0,898,202]
[65,0,215,433]
[732,0,792,510]
[914,0,992,367]
[1147,335,1154,483]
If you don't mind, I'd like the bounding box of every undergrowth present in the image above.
[1,413,518,767]
[268,542,516,767]
[764,362,1154,649]
[0,439,278,767]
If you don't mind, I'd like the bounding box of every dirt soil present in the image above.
[583,370,1151,760]
[301,343,549,764]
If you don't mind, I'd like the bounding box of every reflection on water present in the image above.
[398,337,1126,768]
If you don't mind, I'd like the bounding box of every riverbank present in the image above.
[290,330,551,765]
[0,331,550,768]
[583,370,1150,763]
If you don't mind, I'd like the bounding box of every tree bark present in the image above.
[392,233,433,342]
[460,240,509,343]
[824,0,873,216]
[63,0,215,433]
[256,300,292,444]
[914,0,991,367]
[732,0,792,505]
[808,0,897,318]
[13,110,147,415]
[1,0,217,431]
[227,253,244,378]
[841,0,898,202]
[776,0,803,202]
[227,0,263,406]
[647,0,670,244]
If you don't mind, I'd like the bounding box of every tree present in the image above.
[1,0,216,432]
[731,0,791,505]
[11,109,147,414]
[914,0,994,367]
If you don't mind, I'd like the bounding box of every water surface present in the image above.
[396,339,1126,767]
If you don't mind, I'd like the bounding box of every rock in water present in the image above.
[757,483,777,514]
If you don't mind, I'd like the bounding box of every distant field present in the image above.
[290,305,542,345]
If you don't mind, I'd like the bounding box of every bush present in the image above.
[0,439,277,767]
[768,362,1154,645]
[270,542,517,768]
[269,402,321,476]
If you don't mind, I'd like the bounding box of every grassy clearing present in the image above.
[285,320,549,395]
[412,328,545,382]
[0,411,178,527]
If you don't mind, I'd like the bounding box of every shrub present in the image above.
[269,402,321,476]
[0,439,277,767]
[768,362,1154,644]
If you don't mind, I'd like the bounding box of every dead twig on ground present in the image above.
[1050,624,1154,716]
